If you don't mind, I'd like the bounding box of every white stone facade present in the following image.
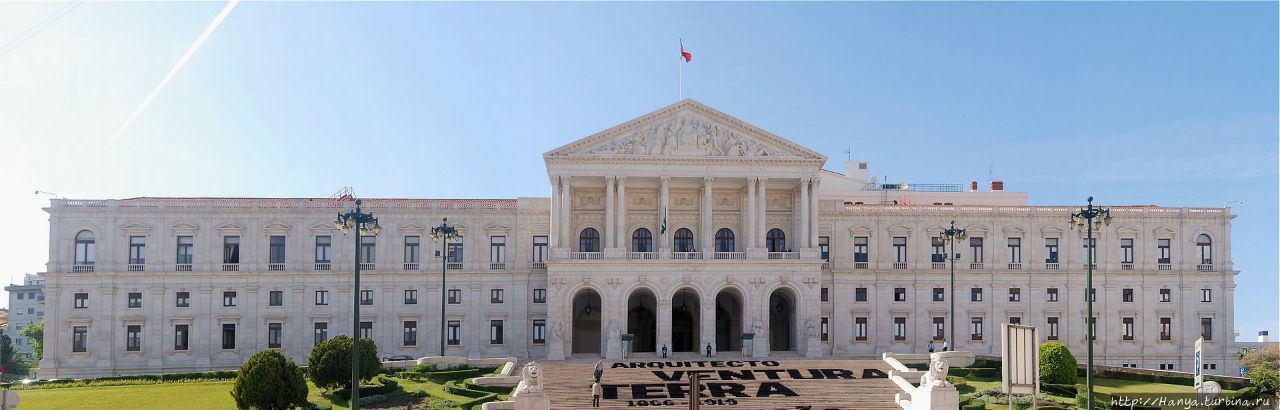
[37,100,1239,378]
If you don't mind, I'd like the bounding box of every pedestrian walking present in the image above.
[591,381,602,407]
[928,340,935,353]
[593,359,604,382]
[942,339,950,352]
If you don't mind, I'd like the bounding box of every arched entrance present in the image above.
[671,288,701,352]
[768,288,795,351]
[715,288,744,352]
[572,289,602,354]
[627,289,657,353]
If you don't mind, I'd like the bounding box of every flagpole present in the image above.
[678,50,683,101]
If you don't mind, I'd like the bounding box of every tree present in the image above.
[1242,344,1280,394]
[18,319,42,361]
[306,335,381,390]
[0,334,27,376]
[1039,341,1078,385]
[230,350,309,410]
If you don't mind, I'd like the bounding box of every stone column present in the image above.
[800,178,811,249]
[758,178,768,250]
[616,177,627,250]
[702,177,714,256]
[560,176,572,248]
[746,177,756,249]
[659,176,670,253]
[604,176,616,249]
[657,301,672,357]
[810,178,821,250]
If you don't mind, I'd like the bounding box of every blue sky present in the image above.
[0,2,1275,340]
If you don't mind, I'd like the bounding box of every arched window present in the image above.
[579,228,600,252]
[1196,234,1212,264]
[74,230,96,265]
[674,228,695,252]
[767,228,787,252]
[715,228,735,252]
[632,228,653,252]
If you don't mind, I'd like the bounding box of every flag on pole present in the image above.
[660,214,668,235]
[680,40,692,62]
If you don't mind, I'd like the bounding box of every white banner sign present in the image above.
[1002,323,1040,395]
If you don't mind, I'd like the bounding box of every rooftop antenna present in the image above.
[34,190,64,199]
[987,163,994,186]
[843,146,852,162]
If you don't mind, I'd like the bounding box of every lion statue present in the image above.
[920,356,951,388]
[514,361,545,396]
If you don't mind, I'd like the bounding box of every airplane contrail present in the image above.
[106,0,239,147]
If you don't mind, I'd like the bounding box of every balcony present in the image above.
[1120,263,1134,271]
[1157,263,1172,271]
[969,263,984,270]
[222,264,239,272]
[671,252,702,260]
[931,262,945,270]
[628,252,657,260]
[821,261,831,270]
[175,263,192,272]
[71,264,94,273]
[403,263,420,271]
[569,252,601,260]
[892,262,908,270]
[446,262,463,270]
[767,252,799,260]
[1197,264,1214,272]
[314,263,331,271]
[714,252,746,260]
[359,263,375,271]
[1045,263,1060,270]
[490,263,506,270]
[127,264,145,272]
[1007,263,1022,270]
[1082,263,1097,270]
[854,262,869,269]
[268,263,286,272]
[530,262,547,271]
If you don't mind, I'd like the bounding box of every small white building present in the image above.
[5,274,46,360]
[37,100,1240,378]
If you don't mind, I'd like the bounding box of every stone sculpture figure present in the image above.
[551,320,565,343]
[920,355,951,388]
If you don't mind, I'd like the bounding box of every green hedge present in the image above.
[333,378,400,402]
[444,381,493,398]
[11,370,238,390]
[462,381,516,395]
[1040,383,1077,397]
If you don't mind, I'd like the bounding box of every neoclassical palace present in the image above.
[38,100,1240,378]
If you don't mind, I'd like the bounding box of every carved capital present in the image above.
[703,176,715,184]
[617,176,627,185]
[660,176,670,186]
[811,177,821,188]
[801,177,812,185]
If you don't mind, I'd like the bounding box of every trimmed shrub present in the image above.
[426,368,483,383]
[306,335,382,390]
[230,350,309,410]
[945,376,967,386]
[1039,342,1078,385]
[961,399,985,410]
[1039,383,1077,397]
[970,368,1000,378]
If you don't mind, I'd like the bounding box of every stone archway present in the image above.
[715,288,744,352]
[572,288,603,354]
[769,288,796,351]
[671,288,701,352]
[627,288,657,353]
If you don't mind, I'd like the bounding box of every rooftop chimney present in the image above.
[969,181,978,192]
[990,180,1004,192]
[1261,331,1270,343]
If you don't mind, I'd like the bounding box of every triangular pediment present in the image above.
[545,99,826,161]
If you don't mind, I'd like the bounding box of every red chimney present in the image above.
[969,181,978,192]
[990,181,1004,191]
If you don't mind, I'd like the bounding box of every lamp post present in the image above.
[431,218,460,357]
[1069,196,1111,410]
[939,220,966,349]
[334,199,381,410]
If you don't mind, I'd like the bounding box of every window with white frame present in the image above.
[447,321,461,345]
[931,237,945,262]
[360,289,374,305]
[1196,234,1212,264]
[404,236,420,264]
[821,317,829,341]
[893,237,907,262]
[1047,287,1059,302]
[970,288,983,302]
[1122,288,1134,303]
[969,237,984,263]
[1007,238,1021,263]
[448,289,461,304]
[268,323,282,348]
[1157,239,1171,264]
[269,290,283,307]
[1045,238,1059,263]
[893,317,907,341]
[403,321,417,346]
[1121,238,1134,263]
[404,289,418,304]
[314,322,328,344]
[223,236,240,264]
[532,319,546,343]
[853,237,868,262]
[174,324,189,350]
[855,317,868,341]
[223,291,237,307]
[532,236,548,262]
[1047,317,1059,340]
[490,289,504,303]
[269,236,286,264]
[970,317,984,340]
[533,288,546,304]
[1160,318,1172,340]
[128,292,142,308]
[360,236,376,263]
[1160,288,1171,302]
[360,321,372,340]
[128,236,146,265]
[1008,288,1021,302]
[315,290,329,306]
[74,230,95,265]
[176,236,194,264]
[490,236,507,263]
[176,291,190,307]
[315,236,332,263]
[490,320,504,344]
[73,326,88,352]
[126,325,142,351]
[1122,317,1135,341]
[1201,289,1212,302]
[819,236,830,261]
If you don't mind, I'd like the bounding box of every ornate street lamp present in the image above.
[1069,196,1111,409]
[334,199,381,410]
[431,218,461,357]
[939,220,967,350]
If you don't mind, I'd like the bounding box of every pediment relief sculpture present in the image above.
[583,115,795,158]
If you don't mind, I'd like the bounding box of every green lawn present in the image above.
[959,375,1217,409]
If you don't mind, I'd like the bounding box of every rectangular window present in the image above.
[1009,316,1022,325]
[1201,318,1213,341]
[268,323,282,348]
[128,292,142,309]
[1160,288,1171,302]
[223,236,240,264]
[315,236,332,263]
[490,320,504,345]
[269,236,286,264]
[1007,238,1021,263]
[360,321,373,340]
[970,288,983,302]
[932,288,945,302]
[126,325,142,351]
[1083,238,1097,265]
[221,324,236,350]
[970,317,984,341]
[360,289,374,306]
[1157,239,1171,264]
[820,288,829,302]
[404,289,418,304]
[176,236,194,264]
[1045,238,1059,263]
[314,323,328,344]
[447,237,464,263]
[447,320,461,345]
[73,326,88,352]
[1121,238,1134,263]
[933,317,945,340]
[74,292,89,309]
[893,237,907,263]
[894,288,907,302]
[404,236,420,264]
[315,291,329,305]
[532,320,546,343]
[174,324,189,350]
[1047,288,1059,302]
[893,317,907,341]
[448,289,461,304]
[223,291,237,307]
[1160,318,1172,341]
[855,317,868,341]
[490,289,505,304]
[1122,317,1135,341]
[1122,288,1134,303]
[969,237,984,263]
[1008,288,1021,302]
[855,288,868,302]
[853,237,869,262]
[819,236,830,261]
[1047,317,1059,340]
[269,290,284,307]
[532,236,549,263]
[533,288,547,304]
[1201,289,1212,302]
[360,236,376,263]
[490,236,506,263]
[176,291,190,307]
[128,236,146,265]
[931,237,945,263]
[403,321,417,346]
[820,317,829,342]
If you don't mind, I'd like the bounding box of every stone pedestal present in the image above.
[512,393,550,410]
[605,337,622,360]
[547,340,565,361]
[805,337,822,358]
[909,383,958,410]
